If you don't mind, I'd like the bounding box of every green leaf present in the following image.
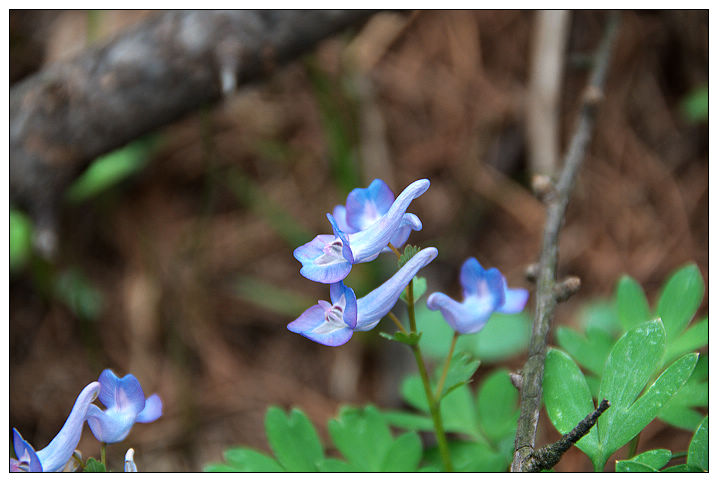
[425,440,507,472]
[437,352,480,400]
[601,352,698,461]
[662,463,704,472]
[398,245,421,268]
[579,301,622,336]
[317,458,356,472]
[655,264,704,341]
[544,349,600,466]
[379,331,421,346]
[10,208,33,272]
[687,416,708,471]
[630,449,672,469]
[555,326,613,375]
[598,320,666,460]
[476,369,519,442]
[54,269,104,321]
[328,406,393,472]
[680,85,708,123]
[615,460,658,472]
[401,276,427,303]
[381,410,434,432]
[84,458,106,472]
[380,432,422,472]
[440,384,481,439]
[415,306,530,363]
[659,353,707,430]
[400,375,430,413]
[616,275,652,331]
[264,407,323,471]
[664,317,707,364]
[66,136,156,202]
[222,448,284,472]
[205,464,240,472]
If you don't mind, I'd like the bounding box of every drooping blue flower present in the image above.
[86,369,162,444]
[427,257,529,334]
[332,179,423,252]
[288,247,438,346]
[294,179,429,283]
[10,381,101,472]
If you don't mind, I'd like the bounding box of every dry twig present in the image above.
[511,12,621,472]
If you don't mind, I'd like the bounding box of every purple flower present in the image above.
[86,369,162,444]
[10,381,101,472]
[288,247,438,346]
[427,257,529,334]
[294,179,429,283]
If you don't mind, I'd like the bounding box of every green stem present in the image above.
[435,331,459,400]
[100,443,107,468]
[405,278,453,472]
[387,311,409,335]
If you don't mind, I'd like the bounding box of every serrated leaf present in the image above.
[380,431,422,472]
[664,317,707,364]
[476,369,519,442]
[615,460,658,472]
[687,416,708,471]
[328,406,393,472]
[84,458,106,473]
[602,352,698,462]
[616,275,652,331]
[544,348,600,467]
[222,448,284,472]
[630,449,672,469]
[655,264,704,341]
[401,276,427,304]
[265,407,323,471]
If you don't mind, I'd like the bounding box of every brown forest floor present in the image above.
[9,10,707,472]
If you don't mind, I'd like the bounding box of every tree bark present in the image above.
[10,10,375,254]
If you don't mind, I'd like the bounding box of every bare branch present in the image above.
[10,10,375,256]
[511,12,620,472]
[525,399,611,472]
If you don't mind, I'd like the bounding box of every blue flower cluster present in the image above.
[289,179,435,346]
[10,369,161,472]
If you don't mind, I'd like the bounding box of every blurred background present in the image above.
[9,10,707,472]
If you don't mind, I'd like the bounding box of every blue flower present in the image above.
[86,369,162,444]
[288,247,438,346]
[10,381,101,472]
[124,448,138,472]
[294,179,429,283]
[427,257,529,334]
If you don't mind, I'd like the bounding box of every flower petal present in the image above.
[426,293,495,334]
[294,234,352,284]
[136,394,163,423]
[498,288,529,314]
[124,448,138,472]
[348,179,430,263]
[11,428,43,472]
[355,246,438,331]
[330,281,358,329]
[345,179,395,231]
[331,205,356,234]
[36,381,100,472]
[99,369,146,416]
[287,303,355,346]
[86,404,135,444]
[460,259,506,307]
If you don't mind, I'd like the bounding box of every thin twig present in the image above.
[511,12,621,472]
[524,399,611,472]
